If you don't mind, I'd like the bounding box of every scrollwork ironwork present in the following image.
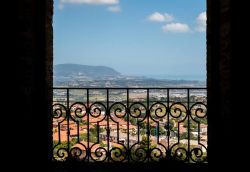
[52,88,207,163]
[90,144,108,162]
[53,145,68,161]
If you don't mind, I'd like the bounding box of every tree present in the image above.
[140,136,156,150]
[159,126,165,135]
[100,142,106,148]
[138,121,146,129]
[183,120,197,130]
[70,138,78,147]
[129,117,137,125]
[180,132,188,140]
[150,128,157,136]
[194,116,207,124]
[164,120,174,130]
[179,132,195,140]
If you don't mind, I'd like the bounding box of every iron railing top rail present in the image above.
[52,87,207,89]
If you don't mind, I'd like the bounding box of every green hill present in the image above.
[54,64,121,78]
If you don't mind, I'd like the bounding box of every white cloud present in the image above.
[107,6,121,12]
[148,12,174,22]
[195,12,206,32]
[162,23,190,33]
[148,12,165,22]
[60,0,119,5]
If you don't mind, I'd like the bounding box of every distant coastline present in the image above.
[144,74,206,81]
[54,64,206,87]
[54,63,206,82]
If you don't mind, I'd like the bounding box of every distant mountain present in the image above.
[54,64,121,78]
[53,64,206,88]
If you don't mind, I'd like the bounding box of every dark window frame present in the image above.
[42,0,232,171]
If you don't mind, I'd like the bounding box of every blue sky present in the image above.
[54,0,206,78]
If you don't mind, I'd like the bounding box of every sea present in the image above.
[144,74,206,81]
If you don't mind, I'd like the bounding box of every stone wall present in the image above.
[207,0,232,166]
[16,0,53,170]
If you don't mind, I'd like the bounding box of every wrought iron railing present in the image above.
[52,88,207,163]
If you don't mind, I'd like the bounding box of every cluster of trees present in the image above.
[79,124,105,143]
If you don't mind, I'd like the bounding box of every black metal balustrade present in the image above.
[52,88,207,163]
